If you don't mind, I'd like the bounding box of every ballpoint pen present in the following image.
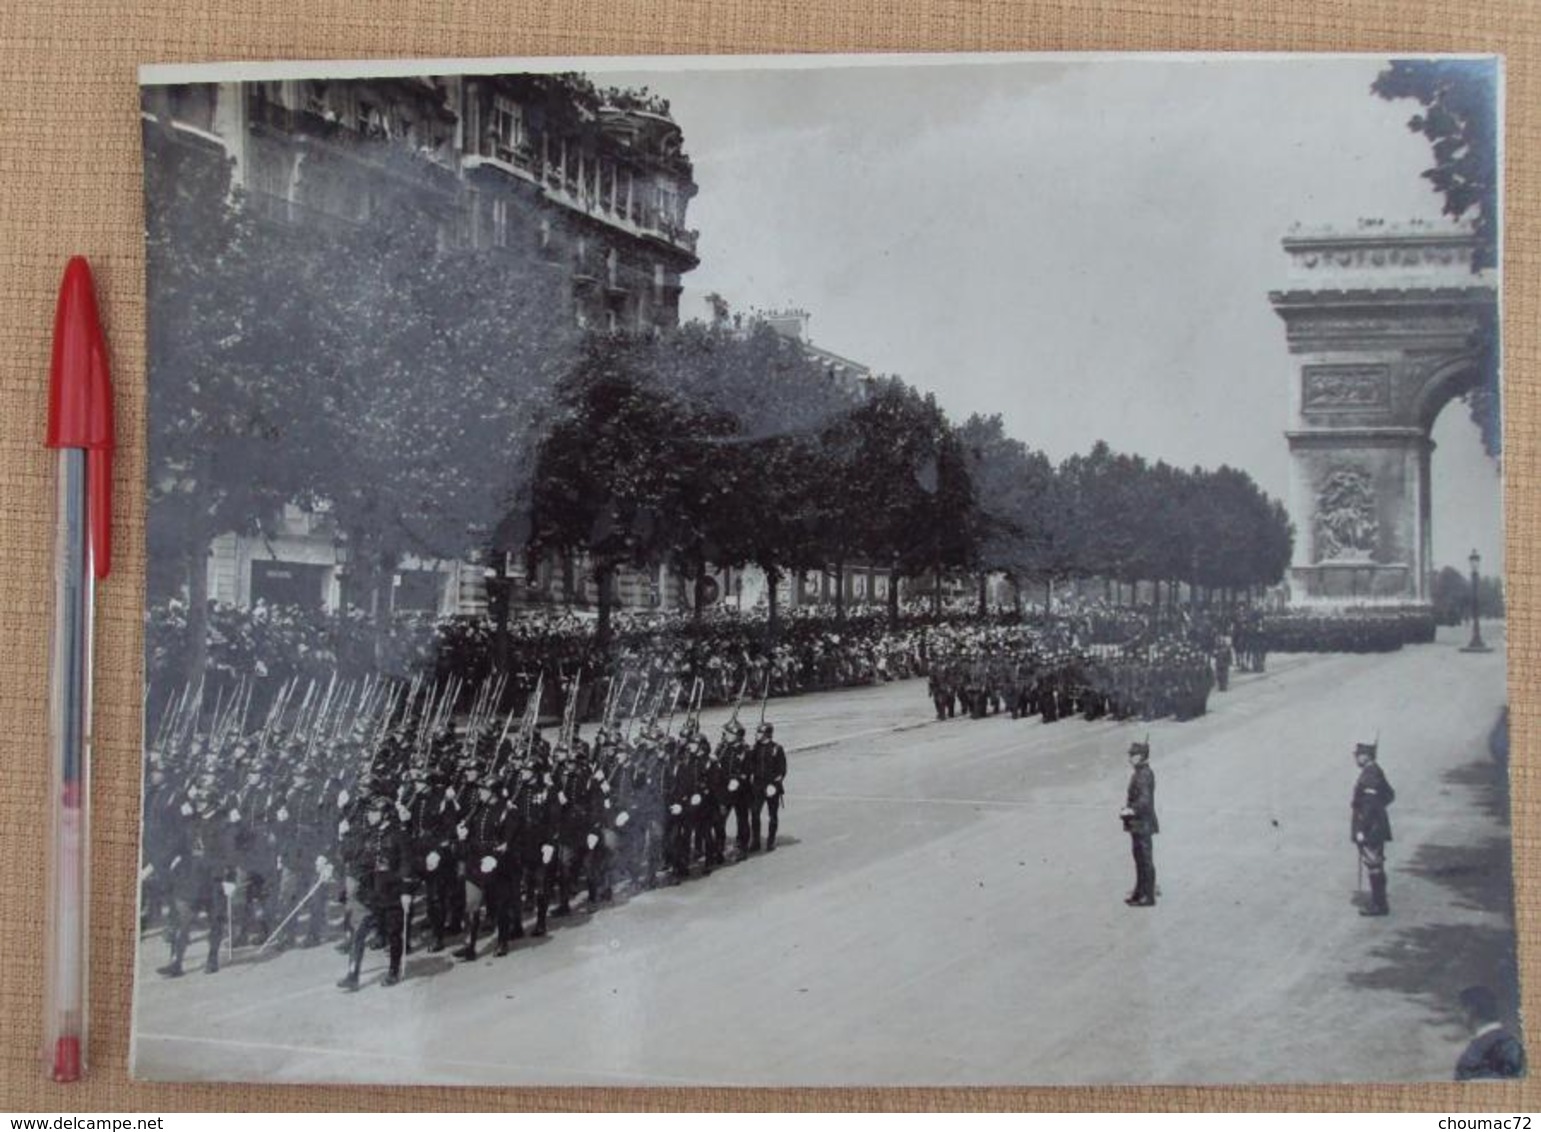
[43,256,114,1083]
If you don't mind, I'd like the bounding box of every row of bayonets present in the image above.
[148,668,773,777]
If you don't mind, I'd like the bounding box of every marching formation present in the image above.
[140,671,788,991]
[920,621,1232,725]
[138,600,1444,995]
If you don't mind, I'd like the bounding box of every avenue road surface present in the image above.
[133,625,1515,1086]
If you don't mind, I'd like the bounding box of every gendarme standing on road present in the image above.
[1120,740,1158,907]
[1351,740,1395,917]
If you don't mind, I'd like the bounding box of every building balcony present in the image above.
[539,178,699,258]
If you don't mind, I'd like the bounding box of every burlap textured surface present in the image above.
[0,0,1536,1112]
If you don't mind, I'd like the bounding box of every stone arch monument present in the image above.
[1270,220,1498,602]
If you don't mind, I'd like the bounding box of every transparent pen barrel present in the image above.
[45,447,92,1080]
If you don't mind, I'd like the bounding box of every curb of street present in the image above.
[790,715,935,754]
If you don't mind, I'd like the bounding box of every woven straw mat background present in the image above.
[0,0,1538,1113]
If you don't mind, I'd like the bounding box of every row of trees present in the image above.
[146,114,1294,680]
[523,327,1294,642]
[146,128,580,675]
[1430,566,1505,626]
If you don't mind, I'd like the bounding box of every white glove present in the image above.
[396,803,411,822]
[426,850,441,872]
[690,793,702,807]
[765,784,778,798]
[338,819,350,836]
[669,803,682,816]
[558,791,568,806]
[276,806,289,823]
[480,855,498,874]
[600,782,611,795]
[180,802,193,816]
[338,789,350,808]
[616,811,630,828]
[586,833,599,851]
[228,807,242,823]
[729,778,740,792]
[1355,832,1365,844]
[139,863,155,882]
[220,880,236,898]
[315,854,331,877]
[541,843,555,865]
[456,823,468,841]
[400,892,413,911]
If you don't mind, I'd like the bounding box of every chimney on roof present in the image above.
[760,308,810,342]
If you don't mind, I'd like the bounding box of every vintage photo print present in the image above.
[133,53,1515,1085]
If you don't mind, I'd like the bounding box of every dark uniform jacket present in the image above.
[628,755,664,826]
[1351,762,1395,846]
[1456,1025,1526,1080]
[165,805,229,892]
[407,780,461,869]
[669,752,703,813]
[558,761,599,847]
[344,814,411,907]
[720,740,751,800]
[464,792,516,880]
[749,739,788,796]
[510,779,558,864]
[596,760,629,829]
[1125,763,1158,836]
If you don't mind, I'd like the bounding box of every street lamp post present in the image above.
[1461,548,1491,653]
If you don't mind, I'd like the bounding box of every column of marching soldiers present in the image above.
[140,670,788,991]
[920,622,1268,724]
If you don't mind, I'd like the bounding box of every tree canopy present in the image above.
[147,126,1295,651]
[1373,58,1502,459]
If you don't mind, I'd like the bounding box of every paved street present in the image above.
[133,626,1514,1085]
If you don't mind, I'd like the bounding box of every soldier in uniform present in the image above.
[456,773,516,959]
[748,722,787,853]
[591,741,630,902]
[582,742,618,903]
[1119,740,1158,907]
[720,722,754,856]
[1350,740,1395,917]
[338,787,411,990]
[553,746,595,914]
[407,762,461,952]
[156,780,230,977]
[270,767,329,950]
[628,732,667,888]
[510,760,557,938]
[692,733,725,874]
[966,655,988,719]
[140,760,179,929]
[665,735,699,880]
[1213,634,1232,693]
[928,660,955,720]
[228,764,275,947]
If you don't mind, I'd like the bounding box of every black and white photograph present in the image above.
[132,53,1515,1086]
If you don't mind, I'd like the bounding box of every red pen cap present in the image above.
[45,257,114,579]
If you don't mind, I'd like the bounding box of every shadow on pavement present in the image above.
[1346,921,1520,1032]
[403,955,454,980]
[1435,707,1512,825]
[1405,835,1515,916]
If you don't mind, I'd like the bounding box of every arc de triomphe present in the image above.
[1270,220,1498,603]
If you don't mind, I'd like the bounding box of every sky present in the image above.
[598,55,1503,574]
